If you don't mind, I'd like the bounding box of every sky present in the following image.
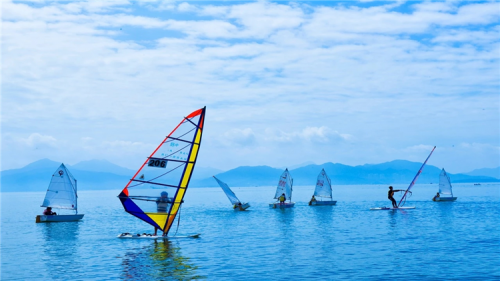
[1,0,499,173]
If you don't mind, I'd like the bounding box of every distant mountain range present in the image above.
[1,158,498,192]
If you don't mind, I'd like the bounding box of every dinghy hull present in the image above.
[269,202,295,208]
[309,200,337,206]
[234,203,251,211]
[36,214,84,223]
[433,197,457,201]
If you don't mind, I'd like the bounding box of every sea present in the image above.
[1,183,499,280]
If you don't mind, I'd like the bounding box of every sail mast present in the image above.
[398,146,436,207]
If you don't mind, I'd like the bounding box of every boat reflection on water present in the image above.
[121,240,203,280]
[41,222,82,278]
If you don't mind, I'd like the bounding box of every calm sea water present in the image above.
[1,183,499,280]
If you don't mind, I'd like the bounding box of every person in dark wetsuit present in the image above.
[388,186,404,208]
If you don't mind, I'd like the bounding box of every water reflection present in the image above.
[40,222,82,278]
[121,240,203,280]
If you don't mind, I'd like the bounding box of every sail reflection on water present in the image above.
[121,240,204,280]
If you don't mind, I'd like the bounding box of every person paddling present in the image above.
[388,186,404,208]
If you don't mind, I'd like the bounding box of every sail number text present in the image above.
[148,159,167,168]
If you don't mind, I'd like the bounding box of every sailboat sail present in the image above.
[41,163,78,210]
[274,169,293,200]
[398,146,436,207]
[118,107,206,235]
[213,176,240,205]
[314,169,332,198]
[439,168,453,196]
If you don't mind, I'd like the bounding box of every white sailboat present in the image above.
[213,176,250,211]
[269,169,295,208]
[36,163,84,223]
[433,168,457,201]
[309,169,337,206]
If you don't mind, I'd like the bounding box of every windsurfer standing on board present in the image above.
[154,191,170,236]
[388,186,404,208]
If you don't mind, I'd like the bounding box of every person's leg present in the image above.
[390,197,397,208]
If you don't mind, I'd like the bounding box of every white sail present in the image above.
[314,169,332,198]
[439,168,453,197]
[41,163,78,210]
[213,176,240,205]
[274,169,293,200]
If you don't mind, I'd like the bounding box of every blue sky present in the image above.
[2,0,499,173]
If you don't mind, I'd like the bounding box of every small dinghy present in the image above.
[213,176,250,211]
[269,169,295,208]
[433,168,457,201]
[36,163,84,223]
[309,169,337,206]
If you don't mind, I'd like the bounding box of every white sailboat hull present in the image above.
[269,202,295,208]
[36,214,84,223]
[433,197,457,202]
[309,200,337,206]
[234,202,251,211]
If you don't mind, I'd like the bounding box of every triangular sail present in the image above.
[439,168,453,197]
[41,163,77,210]
[274,169,293,200]
[118,107,206,235]
[398,146,436,207]
[213,176,240,205]
[314,169,332,198]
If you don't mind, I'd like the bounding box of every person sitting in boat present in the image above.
[234,202,243,210]
[279,193,286,205]
[154,191,170,236]
[309,195,317,205]
[43,207,57,216]
[388,186,404,208]
[433,192,440,201]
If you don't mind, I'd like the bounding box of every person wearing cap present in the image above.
[43,207,57,215]
[154,191,170,236]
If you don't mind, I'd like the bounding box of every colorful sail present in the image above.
[118,107,206,235]
[314,169,332,198]
[41,163,78,211]
[213,176,240,205]
[274,169,293,201]
[398,146,436,207]
[439,168,453,197]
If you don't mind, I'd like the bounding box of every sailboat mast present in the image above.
[75,179,78,215]
[398,146,436,207]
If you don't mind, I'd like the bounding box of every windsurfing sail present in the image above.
[118,107,206,236]
[314,169,332,198]
[213,176,240,205]
[274,169,293,201]
[41,163,78,212]
[439,168,453,197]
[398,146,436,207]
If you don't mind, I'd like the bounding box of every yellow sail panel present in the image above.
[181,164,194,187]
[189,144,199,163]
[144,213,169,229]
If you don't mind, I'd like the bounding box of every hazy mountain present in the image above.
[464,167,500,179]
[1,159,498,192]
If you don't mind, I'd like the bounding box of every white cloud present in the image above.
[20,133,58,149]
[1,0,498,173]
